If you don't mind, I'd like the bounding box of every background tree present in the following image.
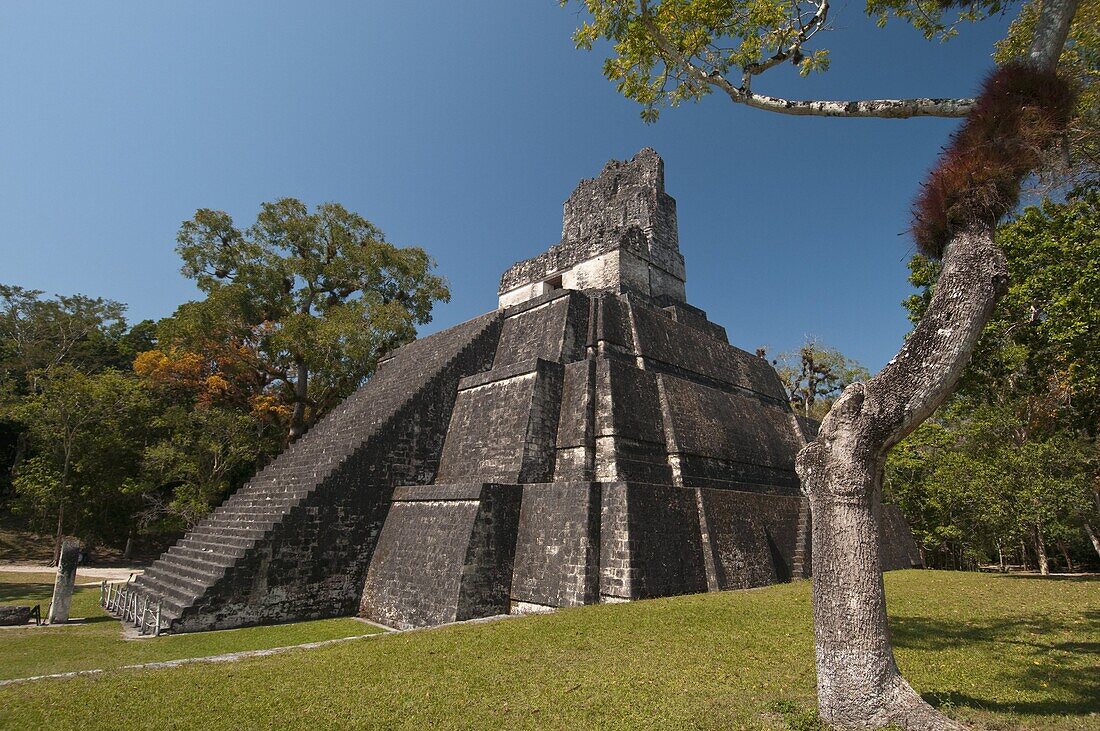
[9,367,152,563]
[0,286,151,517]
[890,191,1100,569]
[170,199,450,440]
[776,338,869,420]
[567,0,1084,726]
[133,344,284,530]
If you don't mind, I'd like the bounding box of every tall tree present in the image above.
[0,285,129,396]
[566,0,1084,726]
[0,286,146,509]
[170,199,450,440]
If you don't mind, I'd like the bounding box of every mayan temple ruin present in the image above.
[116,149,919,634]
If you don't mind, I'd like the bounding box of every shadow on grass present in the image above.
[891,612,1100,717]
[0,582,53,604]
[924,689,1099,717]
[999,574,1100,582]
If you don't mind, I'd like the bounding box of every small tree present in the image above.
[170,199,450,441]
[776,338,869,420]
[10,367,151,562]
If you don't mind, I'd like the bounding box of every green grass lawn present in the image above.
[0,570,1095,730]
[0,572,380,682]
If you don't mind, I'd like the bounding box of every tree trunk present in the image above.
[1056,540,1073,573]
[51,502,64,567]
[288,358,309,441]
[795,0,1078,724]
[997,542,1006,573]
[1029,536,1047,576]
[1033,528,1050,576]
[1084,522,1100,560]
[798,226,1005,729]
[51,450,72,567]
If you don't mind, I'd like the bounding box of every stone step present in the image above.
[130,585,186,619]
[133,574,199,607]
[142,562,212,594]
[178,535,253,554]
[152,557,227,587]
[196,516,279,532]
[167,546,242,572]
[210,508,289,522]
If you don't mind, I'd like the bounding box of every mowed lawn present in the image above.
[0,571,380,681]
[0,571,1096,730]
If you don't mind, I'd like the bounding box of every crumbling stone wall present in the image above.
[499,149,687,306]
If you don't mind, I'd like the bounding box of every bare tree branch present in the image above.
[638,0,975,118]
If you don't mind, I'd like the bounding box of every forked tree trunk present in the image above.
[795,0,1078,726]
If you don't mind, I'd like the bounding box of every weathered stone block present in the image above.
[511,482,601,609]
[360,483,523,629]
[0,606,33,626]
[599,483,708,601]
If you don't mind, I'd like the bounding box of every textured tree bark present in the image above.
[797,227,1007,729]
[793,0,1079,725]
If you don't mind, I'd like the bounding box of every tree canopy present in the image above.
[168,199,450,439]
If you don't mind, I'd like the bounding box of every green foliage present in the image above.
[0,284,128,398]
[892,193,1100,569]
[565,0,834,120]
[0,197,452,550]
[564,0,1010,121]
[886,400,1093,568]
[8,366,154,547]
[865,0,1006,41]
[169,199,450,437]
[139,406,270,529]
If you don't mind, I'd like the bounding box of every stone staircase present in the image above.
[129,311,503,632]
[790,498,812,580]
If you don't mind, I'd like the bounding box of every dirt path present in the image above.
[0,564,143,581]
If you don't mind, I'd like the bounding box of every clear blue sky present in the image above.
[0,2,1014,371]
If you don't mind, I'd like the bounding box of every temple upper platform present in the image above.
[498,148,687,308]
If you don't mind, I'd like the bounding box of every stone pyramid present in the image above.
[128,149,919,634]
